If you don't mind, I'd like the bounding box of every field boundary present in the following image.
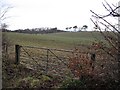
[14,44,96,78]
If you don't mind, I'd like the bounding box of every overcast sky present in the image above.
[1,0,119,31]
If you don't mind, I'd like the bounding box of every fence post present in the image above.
[91,53,96,61]
[90,53,96,71]
[15,45,21,64]
[46,49,49,74]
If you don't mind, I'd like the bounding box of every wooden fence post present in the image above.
[15,45,21,64]
[91,53,96,61]
[90,53,96,70]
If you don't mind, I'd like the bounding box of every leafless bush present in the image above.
[90,1,120,80]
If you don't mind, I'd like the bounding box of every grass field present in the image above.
[5,31,105,49]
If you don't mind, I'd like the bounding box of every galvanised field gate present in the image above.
[15,45,74,78]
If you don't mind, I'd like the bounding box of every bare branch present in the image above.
[90,19,117,58]
[90,10,120,33]
[112,3,117,8]
[90,17,118,51]
[0,8,9,19]
[101,18,119,33]
[101,46,117,60]
[91,1,120,19]
[0,4,13,22]
[99,28,118,51]
[104,0,113,11]
[91,19,117,59]
[102,2,111,12]
[91,1,120,77]
[90,18,99,29]
[98,21,118,37]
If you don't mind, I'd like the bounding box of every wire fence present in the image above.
[4,44,118,79]
[15,45,75,78]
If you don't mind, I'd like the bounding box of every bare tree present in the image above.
[0,0,12,29]
[90,0,120,81]
[0,0,12,54]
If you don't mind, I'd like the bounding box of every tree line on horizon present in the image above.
[2,27,68,34]
[2,24,89,34]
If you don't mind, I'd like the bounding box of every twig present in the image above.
[90,10,120,34]
[90,18,118,50]
[98,21,118,38]
[102,2,111,12]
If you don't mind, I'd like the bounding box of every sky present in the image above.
[0,0,119,31]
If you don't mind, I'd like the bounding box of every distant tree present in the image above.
[66,27,72,31]
[73,26,78,32]
[66,27,69,30]
[81,25,88,31]
[69,27,72,29]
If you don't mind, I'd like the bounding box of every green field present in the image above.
[5,31,105,49]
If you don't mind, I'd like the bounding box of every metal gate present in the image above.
[15,45,74,78]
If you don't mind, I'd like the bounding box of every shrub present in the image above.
[68,48,95,79]
[60,75,120,89]
[60,78,87,89]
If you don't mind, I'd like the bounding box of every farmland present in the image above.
[5,31,105,49]
[3,31,119,88]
